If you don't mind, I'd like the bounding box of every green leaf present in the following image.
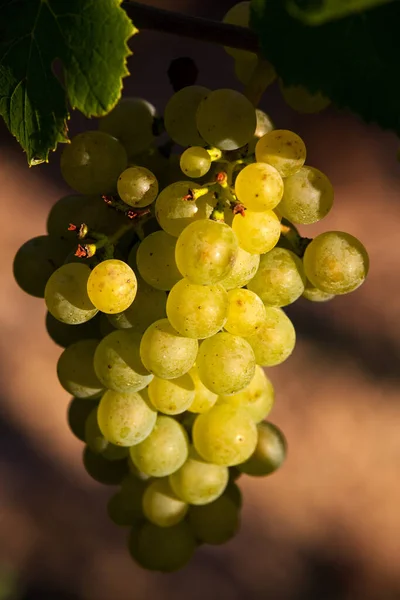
[250,0,400,134]
[286,0,396,25]
[0,0,136,165]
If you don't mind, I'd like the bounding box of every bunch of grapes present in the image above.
[13,76,369,572]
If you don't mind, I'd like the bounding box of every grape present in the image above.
[46,311,101,348]
[219,247,260,290]
[256,130,306,178]
[279,81,330,114]
[87,259,137,314]
[302,280,334,302]
[247,247,307,307]
[94,330,153,393]
[106,279,166,333]
[166,279,228,339]
[98,97,156,157]
[102,444,130,461]
[278,166,334,224]
[180,147,211,178]
[84,407,108,454]
[117,166,158,208]
[140,319,198,380]
[222,2,255,61]
[117,474,149,522]
[142,478,188,527]
[247,109,275,155]
[57,339,103,400]
[70,196,129,238]
[169,447,228,505]
[187,366,218,414]
[188,493,240,544]
[155,181,215,237]
[218,366,274,424]
[234,54,257,85]
[232,210,280,254]
[13,235,71,298]
[193,403,257,466]
[45,263,98,325]
[224,288,266,336]
[97,389,157,447]
[196,89,256,151]
[303,231,369,294]
[235,162,284,211]
[136,231,181,290]
[148,374,195,415]
[175,220,238,285]
[225,481,243,508]
[46,194,95,239]
[238,421,287,476]
[67,397,99,442]
[129,415,189,477]
[197,332,256,395]
[60,131,127,194]
[245,307,296,367]
[164,85,210,147]
[82,446,129,485]
[107,493,142,527]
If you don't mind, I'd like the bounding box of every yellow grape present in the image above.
[148,374,195,415]
[87,259,137,314]
[224,288,266,337]
[256,129,306,177]
[232,210,280,254]
[142,478,188,527]
[235,162,284,211]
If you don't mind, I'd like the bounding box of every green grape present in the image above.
[278,166,334,224]
[193,403,257,466]
[84,407,108,453]
[188,493,240,544]
[107,493,141,527]
[245,307,296,367]
[107,279,166,333]
[218,366,274,424]
[140,318,198,380]
[130,415,189,477]
[234,53,257,85]
[13,235,71,298]
[57,339,103,399]
[256,129,306,178]
[175,220,238,285]
[127,456,152,480]
[180,147,211,178]
[82,446,129,485]
[46,311,101,348]
[222,1,255,61]
[219,247,260,290]
[87,259,137,314]
[169,447,228,505]
[98,97,156,158]
[45,263,98,325]
[46,194,95,238]
[164,85,210,147]
[130,146,170,185]
[148,374,195,415]
[70,195,129,238]
[238,421,287,476]
[187,366,218,414]
[302,280,334,302]
[225,482,243,508]
[120,474,149,517]
[97,388,157,447]
[196,89,256,151]
[155,181,215,237]
[136,231,181,290]
[166,279,228,339]
[142,478,188,527]
[247,247,307,307]
[102,444,130,461]
[235,162,284,211]
[232,210,280,254]
[279,81,330,114]
[60,131,127,194]
[224,288,266,336]
[197,332,255,395]
[67,397,99,442]
[129,520,196,572]
[303,231,369,294]
[247,109,275,155]
[117,166,158,208]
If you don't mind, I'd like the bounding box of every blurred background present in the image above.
[1,0,400,598]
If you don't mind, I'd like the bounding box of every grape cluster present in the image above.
[14,75,368,571]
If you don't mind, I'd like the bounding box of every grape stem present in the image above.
[123,1,259,52]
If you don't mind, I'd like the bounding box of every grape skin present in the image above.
[232,210,281,255]
[279,81,330,114]
[136,231,181,291]
[67,397,99,442]
[218,366,275,424]
[142,479,188,527]
[256,129,306,178]
[117,166,159,208]
[222,2,255,62]
[224,288,266,337]
[148,374,195,415]
[219,247,260,290]
[57,339,103,400]
[187,366,218,414]
[164,85,210,147]
[87,259,137,314]
[180,147,211,178]
[45,263,98,325]
[238,421,287,476]
[245,307,296,367]
[106,279,166,333]
[188,493,240,545]
[82,446,129,485]
[85,407,109,454]
[235,162,284,211]
[302,280,334,302]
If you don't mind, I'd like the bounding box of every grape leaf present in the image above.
[286,0,396,25]
[250,0,400,134]
[0,0,136,165]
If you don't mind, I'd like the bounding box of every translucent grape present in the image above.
[169,448,228,505]
[247,247,307,307]
[46,311,101,348]
[67,397,99,442]
[136,231,181,290]
[60,131,127,194]
[247,109,275,155]
[101,443,130,461]
[117,166,158,208]
[107,279,166,333]
[256,129,306,177]
[175,220,238,285]
[278,166,334,224]
[187,366,218,414]
[279,81,330,114]
[238,421,287,476]
[302,280,334,302]
[196,89,256,151]
[218,366,274,423]
[303,231,369,294]
[188,493,240,544]
[87,259,137,314]
[219,247,260,290]
[232,210,280,254]
[57,339,103,400]
[97,389,156,447]
[180,147,211,178]
[222,2,254,61]
[193,403,257,466]
[164,85,210,147]
[85,407,108,454]
[45,263,98,325]
[82,446,129,485]
[235,162,284,211]
[143,478,188,527]
[224,288,266,337]
[245,307,296,367]
[94,329,153,393]
[140,318,198,379]
[148,374,195,415]
[130,415,189,477]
